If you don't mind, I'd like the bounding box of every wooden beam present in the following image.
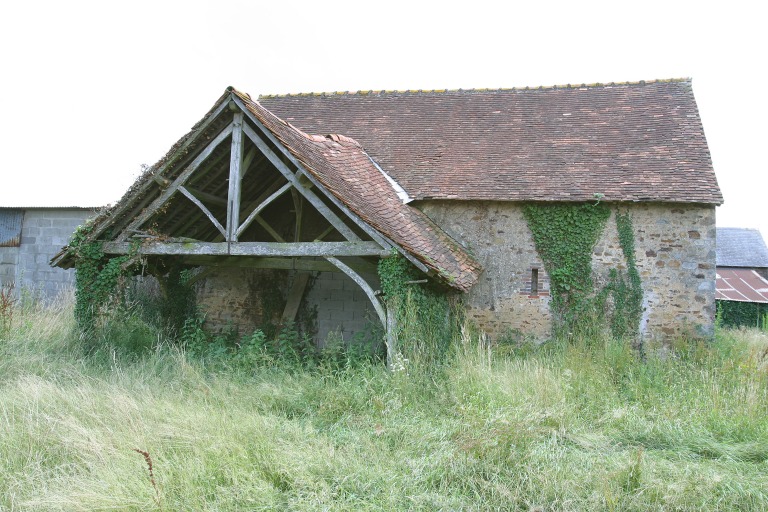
[233,96,394,252]
[236,182,292,238]
[280,272,311,326]
[254,215,286,243]
[241,146,259,178]
[117,122,235,242]
[103,241,390,258]
[241,122,361,242]
[92,97,233,242]
[185,186,227,207]
[314,225,336,242]
[179,257,338,272]
[385,301,397,370]
[226,112,245,243]
[179,186,227,237]
[325,255,387,329]
[291,188,303,242]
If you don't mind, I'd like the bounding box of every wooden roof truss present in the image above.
[98,94,398,359]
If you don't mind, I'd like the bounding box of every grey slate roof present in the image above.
[717,228,768,268]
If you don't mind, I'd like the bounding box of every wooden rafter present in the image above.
[117,122,235,242]
[241,122,362,242]
[90,98,233,242]
[178,186,226,237]
[233,95,394,252]
[236,182,292,238]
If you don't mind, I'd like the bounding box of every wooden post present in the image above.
[226,112,245,244]
[386,301,397,371]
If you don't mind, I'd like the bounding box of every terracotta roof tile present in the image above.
[233,91,482,291]
[260,79,722,205]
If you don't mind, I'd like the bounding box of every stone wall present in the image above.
[0,208,95,300]
[195,267,380,345]
[417,201,717,341]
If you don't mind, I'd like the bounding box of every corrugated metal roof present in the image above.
[0,209,23,247]
[716,268,768,303]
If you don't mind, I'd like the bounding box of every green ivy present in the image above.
[717,300,768,328]
[378,253,455,362]
[605,211,643,339]
[523,202,610,337]
[70,224,134,331]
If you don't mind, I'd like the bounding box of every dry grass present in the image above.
[1,299,768,510]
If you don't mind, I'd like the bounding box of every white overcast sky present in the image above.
[1,1,765,237]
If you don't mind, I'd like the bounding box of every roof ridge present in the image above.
[258,78,692,99]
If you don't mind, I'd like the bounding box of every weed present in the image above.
[133,448,161,507]
[0,282,16,339]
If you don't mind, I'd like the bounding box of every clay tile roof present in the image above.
[260,79,722,205]
[716,228,768,268]
[232,90,482,291]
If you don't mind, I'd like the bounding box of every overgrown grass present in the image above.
[2,297,768,510]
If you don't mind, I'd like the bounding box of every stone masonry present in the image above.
[195,267,379,345]
[417,201,717,341]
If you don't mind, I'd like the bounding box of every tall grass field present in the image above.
[2,296,768,511]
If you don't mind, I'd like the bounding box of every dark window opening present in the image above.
[531,268,539,295]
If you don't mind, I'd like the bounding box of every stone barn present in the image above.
[53,79,722,348]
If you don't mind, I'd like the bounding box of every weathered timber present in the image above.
[117,122,235,242]
[226,112,245,242]
[233,95,399,256]
[291,188,303,242]
[280,272,311,325]
[236,182,292,238]
[179,186,227,237]
[314,225,336,242]
[240,146,259,178]
[241,122,361,242]
[91,97,232,243]
[185,186,228,207]
[103,241,390,257]
[325,256,386,328]
[385,302,397,370]
[178,257,339,272]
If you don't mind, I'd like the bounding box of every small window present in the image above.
[531,268,539,295]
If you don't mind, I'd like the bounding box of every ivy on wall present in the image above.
[605,211,643,340]
[522,202,611,337]
[70,225,134,330]
[523,203,645,340]
[717,300,768,328]
[378,253,455,361]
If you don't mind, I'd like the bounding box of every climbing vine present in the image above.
[378,252,455,362]
[523,202,611,337]
[70,224,135,331]
[605,211,643,339]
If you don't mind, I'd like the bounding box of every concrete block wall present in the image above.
[303,270,380,345]
[0,247,18,287]
[4,208,95,300]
